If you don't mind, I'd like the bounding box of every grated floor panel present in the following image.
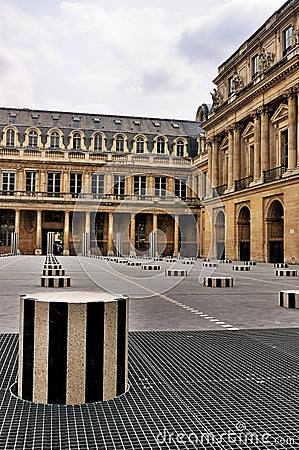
[0,330,299,449]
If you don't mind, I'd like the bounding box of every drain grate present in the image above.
[1,330,299,449]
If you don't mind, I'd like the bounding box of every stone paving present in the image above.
[0,255,299,333]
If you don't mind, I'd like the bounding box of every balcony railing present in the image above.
[263,165,286,183]
[234,175,253,191]
[213,184,227,197]
[0,190,201,207]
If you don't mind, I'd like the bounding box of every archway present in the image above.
[238,206,250,261]
[215,210,225,259]
[267,200,284,263]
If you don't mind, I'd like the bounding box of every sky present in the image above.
[0,0,287,120]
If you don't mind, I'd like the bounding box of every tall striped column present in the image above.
[18,291,129,405]
[47,232,54,255]
[10,232,18,255]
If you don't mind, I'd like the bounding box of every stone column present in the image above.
[227,129,234,190]
[40,170,46,192]
[63,211,70,256]
[63,171,69,193]
[152,213,158,232]
[297,88,299,167]
[287,90,297,170]
[173,215,180,257]
[130,214,136,256]
[218,148,223,187]
[17,170,24,192]
[148,173,155,196]
[207,141,213,195]
[211,139,219,189]
[233,125,241,182]
[15,209,20,235]
[253,111,261,180]
[35,210,42,255]
[107,212,114,255]
[261,107,270,173]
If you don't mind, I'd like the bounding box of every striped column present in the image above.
[204,277,234,287]
[47,232,54,256]
[279,291,299,308]
[82,233,89,257]
[10,232,19,255]
[149,231,157,258]
[18,291,129,405]
[116,232,123,257]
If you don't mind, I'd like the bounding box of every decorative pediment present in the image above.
[271,104,289,124]
[219,136,228,151]
[242,122,255,139]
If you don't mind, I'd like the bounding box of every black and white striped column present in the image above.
[11,232,18,255]
[47,232,54,255]
[279,290,299,308]
[82,233,89,257]
[18,291,129,405]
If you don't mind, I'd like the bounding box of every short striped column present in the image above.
[274,263,288,268]
[18,291,129,404]
[182,260,194,265]
[275,270,297,277]
[232,265,251,271]
[244,261,256,266]
[203,277,233,287]
[142,265,161,270]
[219,259,232,263]
[203,262,218,268]
[165,270,187,276]
[127,261,142,266]
[41,276,71,288]
[279,291,299,308]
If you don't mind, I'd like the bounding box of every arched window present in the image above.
[28,130,38,147]
[136,137,145,153]
[50,131,60,149]
[116,135,124,152]
[6,129,15,147]
[176,140,184,157]
[94,134,103,151]
[73,132,82,150]
[157,137,165,154]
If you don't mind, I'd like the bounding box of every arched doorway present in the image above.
[267,200,284,263]
[215,211,225,259]
[238,206,250,261]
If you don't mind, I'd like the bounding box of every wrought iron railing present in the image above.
[263,165,286,183]
[213,184,227,197]
[234,175,253,191]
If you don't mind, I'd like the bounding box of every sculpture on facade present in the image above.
[231,72,243,92]
[210,88,223,110]
[258,48,274,72]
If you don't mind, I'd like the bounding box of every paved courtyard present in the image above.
[1,255,299,449]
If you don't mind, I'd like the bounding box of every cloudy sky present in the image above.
[0,0,286,120]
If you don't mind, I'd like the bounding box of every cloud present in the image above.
[0,0,287,119]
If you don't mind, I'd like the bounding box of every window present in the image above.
[228,76,234,96]
[70,172,82,197]
[134,175,146,196]
[47,172,61,194]
[50,131,60,149]
[202,171,207,198]
[26,171,37,193]
[176,140,185,157]
[2,171,15,194]
[91,173,105,196]
[155,176,166,197]
[28,130,38,147]
[175,178,187,198]
[281,130,288,168]
[252,54,259,79]
[94,134,103,151]
[157,137,165,154]
[283,26,292,55]
[72,132,82,150]
[113,174,125,196]
[0,210,15,247]
[115,135,124,152]
[6,129,15,147]
[136,137,145,154]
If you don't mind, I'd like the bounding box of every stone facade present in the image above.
[194,0,299,264]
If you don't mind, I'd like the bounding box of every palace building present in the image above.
[0,109,202,256]
[194,0,299,264]
[0,0,298,263]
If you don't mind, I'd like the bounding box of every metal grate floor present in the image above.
[1,329,299,449]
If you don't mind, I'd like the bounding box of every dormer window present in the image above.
[115,134,124,152]
[176,140,185,157]
[157,137,165,154]
[136,137,145,153]
[72,132,82,150]
[50,131,60,149]
[28,130,38,147]
[6,129,15,147]
[94,133,103,151]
